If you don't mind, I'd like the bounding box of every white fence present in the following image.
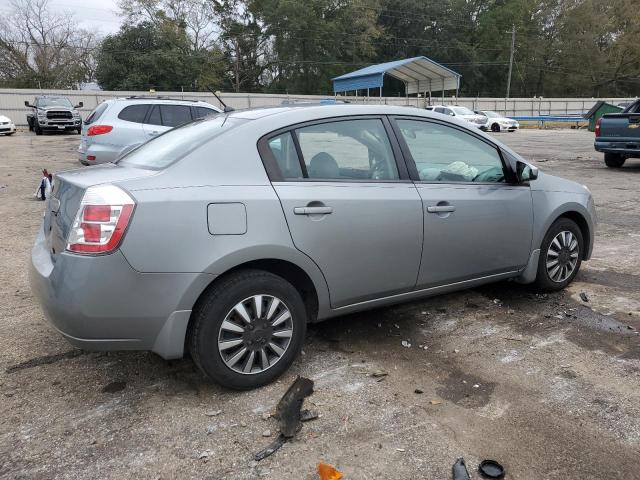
[0,88,636,126]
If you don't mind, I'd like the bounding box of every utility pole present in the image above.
[506,25,516,98]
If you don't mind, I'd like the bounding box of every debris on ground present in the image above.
[262,430,272,437]
[204,409,222,417]
[580,292,589,302]
[414,389,423,394]
[401,340,411,348]
[276,376,314,437]
[300,409,319,422]
[478,459,505,478]
[198,449,213,460]
[452,457,471,480]
[430,400,442,405]
[254,376,315,461]
[317,462,343,480]
[254,435,286,461]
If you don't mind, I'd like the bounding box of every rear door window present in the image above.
[160,105,192,127]
[294,119,399,181]
[266,132,304,179]
[118,104,150,123]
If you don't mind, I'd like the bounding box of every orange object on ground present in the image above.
[317,462,343,480]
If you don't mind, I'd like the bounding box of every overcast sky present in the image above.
[0,0,123,34]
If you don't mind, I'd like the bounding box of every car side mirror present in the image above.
[449,112,455,116]
[517,161,538,182]
[24,101,33,108]
[74,102,83,108]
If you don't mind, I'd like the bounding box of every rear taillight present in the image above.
[66,185,135,254]
[87,125,113,136]
[595,117,602,137]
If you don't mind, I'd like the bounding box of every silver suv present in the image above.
[79,96,221,165]
[31,105,596,390]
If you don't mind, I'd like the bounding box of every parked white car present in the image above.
[0,114,16,135]
[477,111,519,132]
[430,105,486,128]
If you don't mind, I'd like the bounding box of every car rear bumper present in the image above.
[78,142,121,165]
[29,226,214,359]
[595,140,640,156]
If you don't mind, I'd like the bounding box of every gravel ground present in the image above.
[0,128,639,480]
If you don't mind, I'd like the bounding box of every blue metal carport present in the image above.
[332,56,461,100]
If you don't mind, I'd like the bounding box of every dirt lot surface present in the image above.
[1,128,639,480]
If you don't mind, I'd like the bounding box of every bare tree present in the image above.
[118,0,218,50]
[0,0,99,88]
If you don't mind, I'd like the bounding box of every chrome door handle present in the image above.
[293,206,333,215]
[427,205,456,213]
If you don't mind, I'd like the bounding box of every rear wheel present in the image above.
[535,218,583,291]
[604,153,625,168]
[491,123,500,132]
[189,270,307,390]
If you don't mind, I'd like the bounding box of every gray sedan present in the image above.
[30,105,596,389]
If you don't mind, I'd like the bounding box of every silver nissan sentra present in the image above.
[30,105,596,389]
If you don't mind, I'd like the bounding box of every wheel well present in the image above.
[558,211,590,259]
[190,258,319,325]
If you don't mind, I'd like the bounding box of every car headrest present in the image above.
[309,152,339,179]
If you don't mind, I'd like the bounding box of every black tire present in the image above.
[604,153,625,168]
[34,123,42,135]
[27,119,33,131]
[6,132,15,136]
[535,218,583,291]
[189,269,307,390]
[76,128,82,134]
[491,123,500,132]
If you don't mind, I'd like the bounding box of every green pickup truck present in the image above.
[595,99,640,168]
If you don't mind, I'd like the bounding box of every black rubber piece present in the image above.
[275,376,314,437]
[534,217,583,291]
[189,269,307,390]
[479,459,505,478]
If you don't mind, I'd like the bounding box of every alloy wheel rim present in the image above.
[546,230,579,283]
[218,295,293,375]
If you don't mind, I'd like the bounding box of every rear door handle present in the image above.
[294,206,333,215]
[427,205,456,213]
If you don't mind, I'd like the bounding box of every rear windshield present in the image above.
[117,115,246,170]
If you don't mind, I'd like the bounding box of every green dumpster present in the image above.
[584,101,624,132]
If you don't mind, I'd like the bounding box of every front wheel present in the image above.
[34,123,42,135]
[189,270,307,390]
[604,153,625,168]
[491,123,500,132]
[535,218,583,291]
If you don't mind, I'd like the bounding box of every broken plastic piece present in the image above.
[253,434,286,461]
[479,459,505,478]
[452,457,470,480]
[317,463,343,480]
[276,376,314,437]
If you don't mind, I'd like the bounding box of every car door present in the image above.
[260,117,424,308]
[391,117,533,288]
